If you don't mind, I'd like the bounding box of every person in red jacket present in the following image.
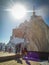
[22,47,27,56]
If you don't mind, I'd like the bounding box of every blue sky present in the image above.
[0,0,49,44]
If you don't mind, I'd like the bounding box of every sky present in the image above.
[0,0,49,44]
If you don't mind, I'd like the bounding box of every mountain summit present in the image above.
[9,11,49,52]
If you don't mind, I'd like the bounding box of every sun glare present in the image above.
[10,4,27,20]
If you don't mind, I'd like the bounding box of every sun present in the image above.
[10,4,27,20]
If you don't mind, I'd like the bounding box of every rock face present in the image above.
[12,14,49,52]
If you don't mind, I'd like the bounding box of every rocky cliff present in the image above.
[12,14,49,52]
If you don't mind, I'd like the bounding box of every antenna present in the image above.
[33,5,35,16]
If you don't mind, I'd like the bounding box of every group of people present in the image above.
[15,43,27,55]
[15,44,28,64]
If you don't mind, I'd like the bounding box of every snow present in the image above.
[11,37,24,44]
